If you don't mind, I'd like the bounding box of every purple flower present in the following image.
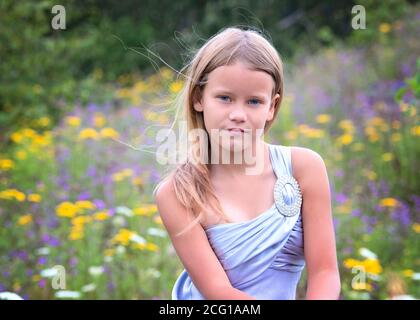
[335,193,348,205]
[86,165,97,178]
[93,199,106,210]
[78,190,91,201]
[368,181,380,198]
[38,279,46,289]
[37,257,47,265]
[69,257,78,267]
[17,250,29,262]
[49,236,61,247]
[351,208,362,217]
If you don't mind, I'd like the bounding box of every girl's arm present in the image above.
[292,147,341,300]
[155,178,256,300]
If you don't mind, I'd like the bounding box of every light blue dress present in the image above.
[172,143,305,300]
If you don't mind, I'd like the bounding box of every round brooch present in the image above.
[273,175,303,217]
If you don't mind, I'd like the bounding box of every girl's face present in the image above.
[194,61,280,154]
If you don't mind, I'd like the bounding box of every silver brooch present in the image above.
[274,175,302,217]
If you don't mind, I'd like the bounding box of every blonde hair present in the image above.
[153,26,285,237]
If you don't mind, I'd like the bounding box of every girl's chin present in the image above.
[219,139,253,152]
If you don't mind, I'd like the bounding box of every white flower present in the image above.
[391,295,416,300]
[116,245,126,255]
[130,234,146,244]
[116,206,133,217]
[104,256,113,263]
[40,267,59,278]
[412,273,420,280]
[147,268,161,278]
[147,227,167,238]
[55,290,81,299]
[359,248,378,259]
[36,247,50,255]
[88,266,104,276]
[81,284,96,292]
[0,292,24,300]
[112,216,126,227]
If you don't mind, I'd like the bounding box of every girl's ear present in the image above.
[267,93,280,121]
[193,88,204,112]
[194,101,203,112]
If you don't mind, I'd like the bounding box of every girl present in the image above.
[153,26,340,300]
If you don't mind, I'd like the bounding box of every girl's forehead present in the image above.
[205,63,274,94]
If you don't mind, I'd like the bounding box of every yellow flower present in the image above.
[36,117,50,127]
[169,80,183,94]
[71,216,92,226]
[93,113,106,128]
[22,128,36,138]
[16,150,27,160]
[411,126,420,136]
[32,274,41,282]
[112,229,136,246]
[351,143,364,152]
[69,229,84,240]
[343,258,363,269]
[112,169,133,182]
[66,116,81,127]
[412,223,420,233]
[145,243,159,252]
[32,135,49,146]
[78,128,99,140]
[154,216,163,225]
[75,200,96,211]
[379,23,391,33]
[104,248,115,257]
[94,211,110,221]
[11,132,24,143]
[379,198,399,208]
[402,269,414,277]
[132,177,144,186]
[0,189,26,201]
[0,159,14,170]
[316,114,331,124]
[363,258,383,275]
[159,67,173,80]
[56,202,79,218]
[337,134,353,145]
[27,193,41,202]
[391,133,401,142]
[99,127,119,139]
[305,128,325,139]
[338,120,354,131]
[134,81,147,93]
[17,214,33,226]
[134,204,158,216]
[381,153,393,162]
[399,102,409,112]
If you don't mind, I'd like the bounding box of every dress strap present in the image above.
[268,143,293,178]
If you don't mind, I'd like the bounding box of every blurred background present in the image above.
[0,0,419,300]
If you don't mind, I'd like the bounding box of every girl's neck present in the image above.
[208,140,268,179]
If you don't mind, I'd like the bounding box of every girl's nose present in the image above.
[229,106,247,122]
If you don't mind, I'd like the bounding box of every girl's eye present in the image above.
[249,99,261,105]
[217,95,231,102]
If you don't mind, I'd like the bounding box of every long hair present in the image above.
[153,26,285,237]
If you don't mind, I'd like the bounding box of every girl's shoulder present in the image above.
[289,146,328,192]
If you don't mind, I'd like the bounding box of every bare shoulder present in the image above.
[153,174,194,234]
[153,174,235,298]
[290,146,328,192]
